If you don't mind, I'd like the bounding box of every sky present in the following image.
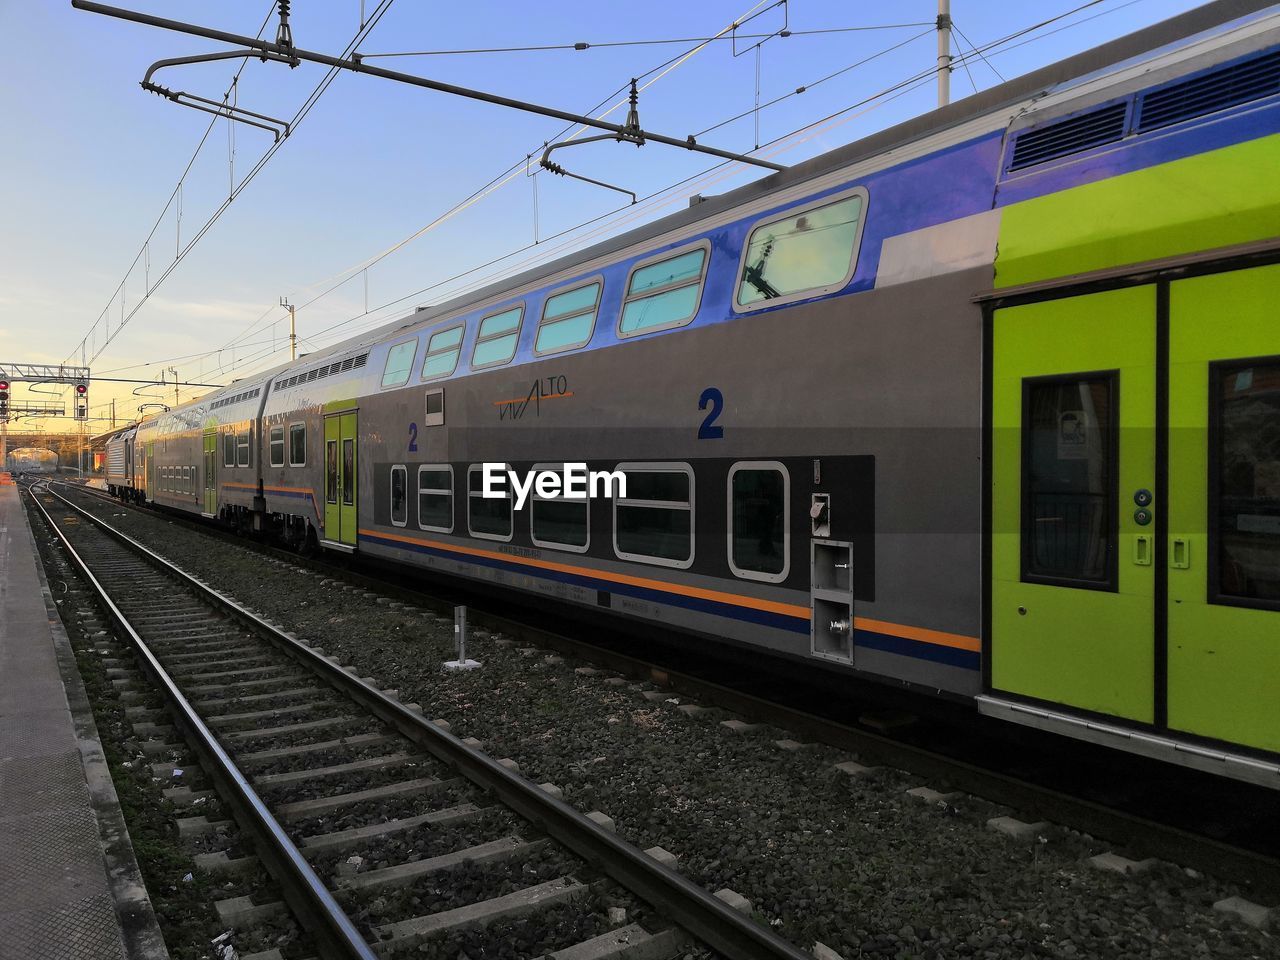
[0,0,1210,432]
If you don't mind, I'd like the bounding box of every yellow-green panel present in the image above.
[324,416,340,541]
[997,134,1280,288]
[339,412,358,546]
[1167,265,1280,753]
[992,286,1156,721]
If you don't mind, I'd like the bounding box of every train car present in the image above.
[140,0,1280,785]
[6,447,59,475]
[104,426,136,500]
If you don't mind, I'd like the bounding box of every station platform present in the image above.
[0,484,167,960]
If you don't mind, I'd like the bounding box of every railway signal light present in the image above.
[0,380,7,417]
[74,381,88,421]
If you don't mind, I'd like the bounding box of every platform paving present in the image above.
[0,484,168,960]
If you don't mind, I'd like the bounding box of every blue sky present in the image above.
[0,0,1206,428]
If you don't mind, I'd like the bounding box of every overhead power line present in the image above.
[360,22,935,59]
[63,0,397,370]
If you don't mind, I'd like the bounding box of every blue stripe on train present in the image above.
[359,530,980,671]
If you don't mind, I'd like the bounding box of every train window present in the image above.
[530,462,589,552]
[381,339,418,389]
[536,280,601,355]
[417,465,453,532]
[223,432,235,468]
[472,305,522,368]
[325,440,338,504]
[390,465,408,527]
[613,463,694,568]
[1211,359,1280,608]
[421,325,465,380]
[424,388,445,428]
[289,423,306,467]
[619,245,708,337]
[1022,374,1117,590]
[468,464,512,541]
[728,462,789,582]
[735,190,866,310]
[342,439,354,506]
[269,425,285,467]
[236,429,250,468]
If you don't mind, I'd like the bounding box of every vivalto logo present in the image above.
[479,463,625,510]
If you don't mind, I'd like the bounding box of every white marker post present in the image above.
[444,604,481,671]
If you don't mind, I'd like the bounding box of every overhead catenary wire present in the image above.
[109,0,1151,404]
[359,21,936,59]
[63,0,398,375]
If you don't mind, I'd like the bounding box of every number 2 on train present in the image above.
[408,422,418,453]
[698,387,724,440]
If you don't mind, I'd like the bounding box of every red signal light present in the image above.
[0,381,8,391]
[75,383,87,395]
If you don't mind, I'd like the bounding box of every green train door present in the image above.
[991,286,1157,722]
[323,411,358,547]
[1167,265,1280,754]
[202,430,217,516]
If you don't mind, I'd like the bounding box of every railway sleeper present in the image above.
[195,685,331,710]
[222,714,364,743]
[251,751,427,788]
[275,776,459,822]
[206,700,340,727]
[183,674,313,696]
[370,876,590,955]
[239,732,398,764]
[336,835,541,892]
[298,802,484,854]
[531,923,689,960]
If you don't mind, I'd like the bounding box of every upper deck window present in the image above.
[536,281,601,355]
[736,191,865,310]
[381,339,418,388]
[472,305,523,368]
[421,325,464,380]
[619,245,708,337]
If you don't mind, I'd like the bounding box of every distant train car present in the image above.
[6,447,58,475]
[114,2,1280,785]
[104,426,137,500]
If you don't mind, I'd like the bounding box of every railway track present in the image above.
[29,480,812,960]
[48,480,1280,900]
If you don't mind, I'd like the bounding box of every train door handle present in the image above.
[1133,535,1152,566]
[1171,537,1191,570]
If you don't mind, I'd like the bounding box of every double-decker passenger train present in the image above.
[106,0,1280,786]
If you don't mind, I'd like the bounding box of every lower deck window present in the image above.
[530,464,588,551]
[468,465,512,540]
[1022,374,1117,589]
[1213,359,1280,606]
[237,430,251,468]
[289,423,306,466]
[223,433,235,468]
[418,466,453,532]
[729,463,789,581]
[390,465,408,526]
[613,464,693,567]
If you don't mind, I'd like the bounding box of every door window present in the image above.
[1212,359,1280,607]
[326,440,338,504]
[728,463,789,581]
[342,439,355,506]
[1022,374,1117,589]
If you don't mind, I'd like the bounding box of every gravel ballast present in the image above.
[62,491,1278,959]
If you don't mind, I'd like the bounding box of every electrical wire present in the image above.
[64,1,397,373]
[360,22,936,59]
[118,0,1153,400]
[952,20,1007,83]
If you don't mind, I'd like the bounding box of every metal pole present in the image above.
[70,1,787,173]
[445,604,481,670]
[937,0,952,108]
[282,297,296,361]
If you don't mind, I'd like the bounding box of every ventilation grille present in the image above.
[210,387,260,411]
[1008,101,1129,171]
[275,352,368,391]
[1138,49,1280,133]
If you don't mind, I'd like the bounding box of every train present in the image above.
[105,0,1280,787]
[6,447,59,475]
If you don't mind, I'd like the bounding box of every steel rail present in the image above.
[26,483,379,960]
[71,1,787,173]
[57,479,1280,897]
[39,481,815,960]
